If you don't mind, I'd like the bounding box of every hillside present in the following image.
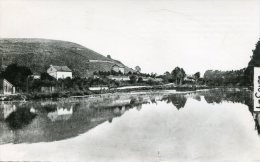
[0,38,133,77]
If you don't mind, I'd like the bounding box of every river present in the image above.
[0,88,259,162]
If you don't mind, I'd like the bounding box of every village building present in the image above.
[184,75,196,83]
[47,65,72,80]
[112,64,125,74]
[31,72,41,79]
[0,79,15,95]
[139,77,163,83]
[154,78,163,82]
[41,86,56,93]
[107,75,130,81]
[89,86,109,91]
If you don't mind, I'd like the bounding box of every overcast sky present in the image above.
[0,0,259,75]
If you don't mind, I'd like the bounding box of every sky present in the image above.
[0,0,259,75]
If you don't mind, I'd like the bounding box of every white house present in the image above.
[0,79,15,95]
[112,64,125,74]
[47,65,72,80]
[31,72,40,79]
[47,106,73,122]
[107,75,130,81]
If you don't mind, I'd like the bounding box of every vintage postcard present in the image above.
[0,0,259,161]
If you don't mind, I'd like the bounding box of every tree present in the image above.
[162,71,173,83]
[171,67,186,85]
[245,39,260,86]
[137,77,143,83]
[129,75,137,84]
[203,69,245,86]
[194,72,200,84]
[1,63,32,91]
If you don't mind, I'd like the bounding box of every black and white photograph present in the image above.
[0,0,259,161]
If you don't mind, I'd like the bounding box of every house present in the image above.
[107,75,130,81]
[0,79,15,95]
[47,65,72,80]
[31,72,40,79]
[89,86,109,91]
[112,64,125,74]
[41,86,56,93]
[154,78,163,82]
[184,75,196,83]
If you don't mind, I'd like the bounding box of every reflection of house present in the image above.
[47,107,73,122]
[47,65,72,80]
[107,75,130,81]
[112,64,125,74]
[0,103,16,120]
[0,79,15,95]
[113,106,126,115]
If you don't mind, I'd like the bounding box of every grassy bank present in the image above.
[0,84,248,101]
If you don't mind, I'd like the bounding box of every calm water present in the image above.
[0,89,260,162]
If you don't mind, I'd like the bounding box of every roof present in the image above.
[0,79,14,87]
[50,65,72,72]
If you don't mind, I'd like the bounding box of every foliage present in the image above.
[129,75,137,84]
[245,39,260,86]
[137,77,143,83]
[171,67,186,85]
[0,38,130,78]
[203,69,246,86]
[194,72,200,80]
[0,63,32,91]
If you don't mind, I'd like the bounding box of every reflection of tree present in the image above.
[193,95,201,101]
[136,104,142,111]
[254,113,260,135]
[5,107,37,130]
[163,94,187,110]
[204,92,223,104]
[0,96,149,144]
[202,89,251,105]
[201,89,259,135]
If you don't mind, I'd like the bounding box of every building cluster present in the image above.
[0,63,130,95]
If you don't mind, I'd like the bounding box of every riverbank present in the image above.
[0,84,248,101]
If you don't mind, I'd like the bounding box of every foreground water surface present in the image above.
[0,89,260,162]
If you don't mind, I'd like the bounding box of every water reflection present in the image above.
[0,96,147,144]
[160,88,259,135]
[47,106,73,122]
[0,88,259,145]
[162,94,187,110]
[5,107,37,130]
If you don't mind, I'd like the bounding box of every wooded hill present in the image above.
[0,38,133,77]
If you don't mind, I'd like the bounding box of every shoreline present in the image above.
[0,85,249,101]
